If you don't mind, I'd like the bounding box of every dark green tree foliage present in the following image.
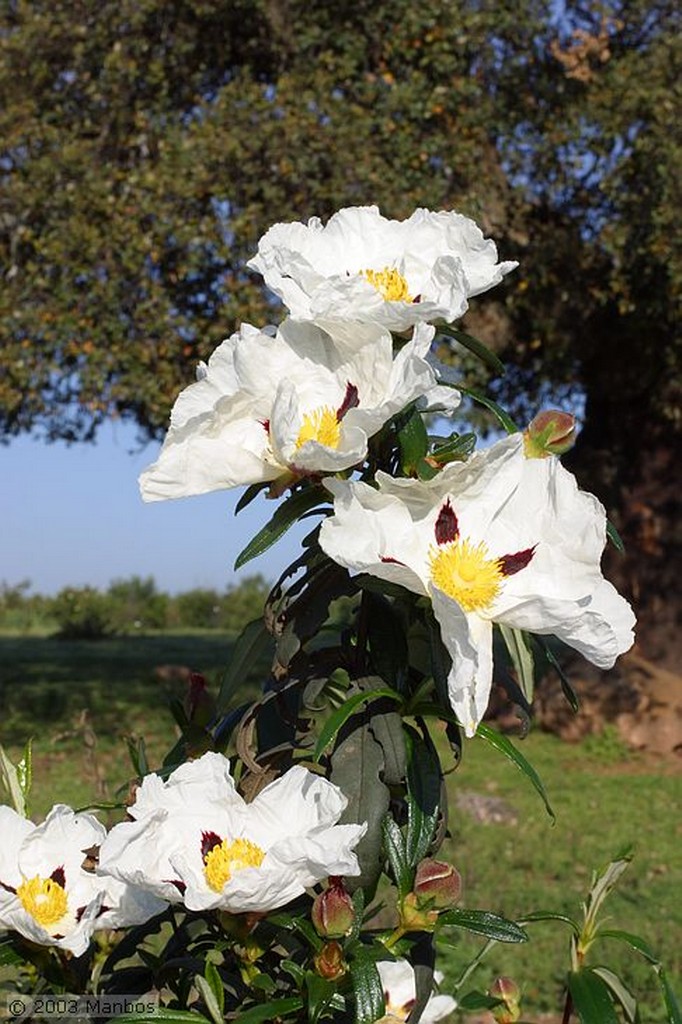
[1,1,679,650]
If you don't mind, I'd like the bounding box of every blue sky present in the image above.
[1,422,308,595]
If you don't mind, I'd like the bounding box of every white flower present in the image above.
[97,753,366,914]
[247,206,517,330]
[139,319,457,502]
[0,805,164,956]
[319,434,635,736]
[377,959,456,1023]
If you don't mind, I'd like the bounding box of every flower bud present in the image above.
[311,877,355,938]
[413,858,462,910]
[489,977,521,1023]
[524,409,577,459]
[398,892,438,932]
[183,672,216,728]
[314,940,347,981]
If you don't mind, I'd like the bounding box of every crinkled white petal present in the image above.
[245,765,349,844]
[19,805,107,889]
[95,874,168,930]
[0,806,34,893]
[248,206,517,327]
[431,590,494,737]
[130,751,241,819]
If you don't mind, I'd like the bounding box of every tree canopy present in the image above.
[1,0,680,649]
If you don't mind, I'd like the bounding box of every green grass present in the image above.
[0,633,679,1020]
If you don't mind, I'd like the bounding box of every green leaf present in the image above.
[599,929,659,965]
[499,624,535,703]
[305,973,337,1024]
[230,998,305,1023]
[397,404,429,475]
[606,519,625,553]
[370,705,407,786]
[438,908,528,943]
[458,385,519,434]
[234,486,329,569]
[0,938,24,967]
[235,481,270,515]
[520,910,580,936]
[204,960,225,1015]
[382,816,412,899]
[429,431,477,466]
[195,973,223,1024]
[437,323,506,376]
[365,591,408,691]
[538,639,580,712]
[405,725,441,866]
[216,617,271,714]
[657,965,682,1024]
[582,850,632,931]
[15,739,32,810]
[313,685,402,762]
[330,715,391,895]
[349,949,385,1024]
[591,966,640,1024]
[477,723,555,822]
[114,1012,210,1024]
[568,968,621,1024]
[458,991,505,1011]
[0,743,27,816]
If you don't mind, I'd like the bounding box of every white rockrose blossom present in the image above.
[247,205,517,331]
[139,318,457,502]
[319,434,635,736]
[377,959,456,1023]
[97,752,367,914]
[0,805,164,956]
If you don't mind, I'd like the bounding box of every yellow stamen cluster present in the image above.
[17,875,69,928]
[429,538,503,612]
[295,406,341,451]
[204,837,265,893]
[361,267,413,303]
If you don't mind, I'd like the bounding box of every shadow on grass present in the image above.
[0,631,270,745]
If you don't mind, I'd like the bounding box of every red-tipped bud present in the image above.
[490,976,521,1022]
[184,672,216,728]
[413,859,462,910]
[524,409,577,459]
[311,878,355,938]
[314,941,347,981]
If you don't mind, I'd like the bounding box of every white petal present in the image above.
[0,807,33,891]
[268,822,367,886]
[18,805,106,884]
[246,766,348,844]
[431,590,494,737]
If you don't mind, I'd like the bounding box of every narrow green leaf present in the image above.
[313,687,402,762]
[438,908,528,943]
[349,949,385,1024]
[657,965,682,1024]
[16,739,32,810]
[216,617,271,713]
[235,481,270,515]
[606,519,625,553]
[499,624,536,703]
[0,938,24,967]
[568,969,621,1024]
[538,639,580,712]
[0,744,26,816]
[405,726,441,866]
[397,404,429,475]
[437,323,506,376]
[115,1013,210,1024]
[429,431,477,466]
[204,960,225,1015]
[365,591,408,690]
[195,974,223,1024]
[382,816,412,899]
[234,486,328,569]
[599,929,659,965]
[231,997,305,1023]
[520,910,580,935]
[458,992,505,1011]
[477,723,555,822]
[591,966,640,1024]
[458,385,519,434]
[305,973,337,1024]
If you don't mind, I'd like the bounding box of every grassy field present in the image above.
[0,631,679,1021]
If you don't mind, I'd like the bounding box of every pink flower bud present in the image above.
[524,409,577,458]
[314,940,347,981]
[311,878,355,938]
[413,859,462,910]
[183,672,216,727]
[490,976,521,1022]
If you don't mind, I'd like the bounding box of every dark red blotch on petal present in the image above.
[336,382,360,421]
[435,500,459,545]
[260,418,270,435]
[51,865,66,888]
[498,546,536,576]
[201,831,222,861]
[381,555,406,565]
[163,879,187,896]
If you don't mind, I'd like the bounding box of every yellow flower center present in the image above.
[295,406,341,451]
[16,875,69,928]
[429,538,504,612]
[361,267,413,303]
[203,837,265,893]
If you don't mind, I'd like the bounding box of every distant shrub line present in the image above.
[0,575,270,638]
